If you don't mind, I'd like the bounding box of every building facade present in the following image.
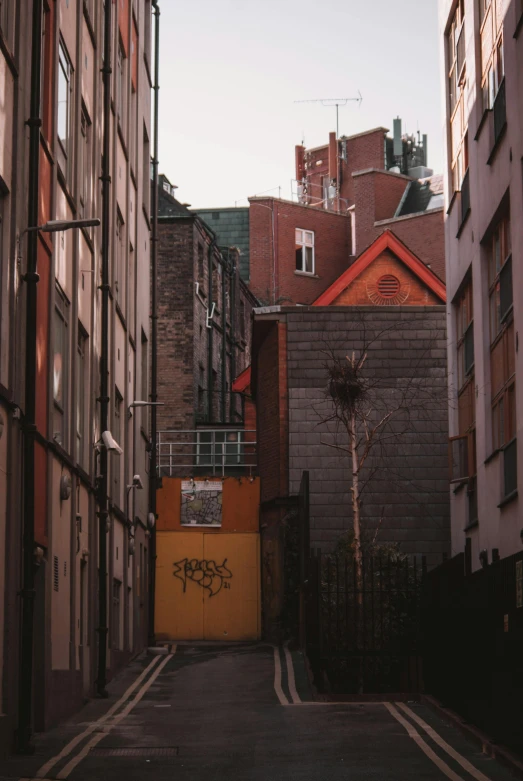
[440,0,522,566]
[252,232,450,637]
[0,0,153,752]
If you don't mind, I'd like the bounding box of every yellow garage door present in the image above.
[155,532,260,641]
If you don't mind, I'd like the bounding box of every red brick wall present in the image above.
[353,170,410,255]
[375,210,445,282]
[303,128,387,207]
[256,322,288,503]
[332,250,441,306]
[249,198,351,306]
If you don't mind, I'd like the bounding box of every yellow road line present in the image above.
[273,645,289,706]
[283,642,301,704]
[397,703,493,781]
[35,653,164,779]
[385,702,467,781]
[57,652,174,779]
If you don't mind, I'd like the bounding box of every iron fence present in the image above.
[157,429,257,478]
[305,551,425,694]
[423,550,523,756]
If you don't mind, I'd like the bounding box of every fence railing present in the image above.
[306,551,425,694]
[423,550,523,755]
[157,429,257,478]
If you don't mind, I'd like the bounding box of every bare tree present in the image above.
[318,313,448,596]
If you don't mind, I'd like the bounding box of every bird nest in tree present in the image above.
[327,361,365,408]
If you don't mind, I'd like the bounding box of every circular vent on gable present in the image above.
[377,275,400,298]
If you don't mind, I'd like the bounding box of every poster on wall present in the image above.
[181,480,223,527]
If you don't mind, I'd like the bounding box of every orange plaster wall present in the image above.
[332,250,441,307]
[157,477,260,533]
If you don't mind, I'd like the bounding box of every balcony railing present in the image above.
[157,429,257,478]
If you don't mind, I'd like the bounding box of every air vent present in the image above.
[377,275,400,298]
[53,556,59,592]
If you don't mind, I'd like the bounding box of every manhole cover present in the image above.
[90,747,179,757]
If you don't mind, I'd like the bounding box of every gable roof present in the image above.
[313,230,446,306]
[232,366,251,393]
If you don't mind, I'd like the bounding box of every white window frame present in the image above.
[295,228,315,275]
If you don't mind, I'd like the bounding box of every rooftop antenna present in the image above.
[294,93,363,139]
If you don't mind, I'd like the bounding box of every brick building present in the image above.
[439,0,523,567]
[157,176,258,439]
[248,120,445,308]
[252,231,450,636]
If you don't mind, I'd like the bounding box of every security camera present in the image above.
[132,474,144,490]
[102,430,123,455]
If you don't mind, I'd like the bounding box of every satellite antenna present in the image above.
[294,93,363,138]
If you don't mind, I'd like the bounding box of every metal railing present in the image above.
[157,429,257,478]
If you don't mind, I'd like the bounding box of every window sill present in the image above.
[498,489,518,510]
[463,520,479,532]
[452,479,468,494]
[484,448,500,465]
[295,270,319,278]
[456,207,471,239]
[474,108,489,141]
[446,189,458,216]
[487,122,507,166]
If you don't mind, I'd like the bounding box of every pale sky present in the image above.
[157,0,443,209]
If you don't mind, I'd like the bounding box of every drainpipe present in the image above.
[207,242,215,422]
[148,0,160,648]
[221,254,227,423]
[229,256,236,422]
[16,0,43,754]
[96,0,112,699]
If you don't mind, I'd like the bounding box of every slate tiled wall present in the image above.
[285,306,450,564]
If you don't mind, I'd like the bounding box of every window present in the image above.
[198,243,205,284]
[79,109,92,218]
[111,579,121,649]
[295,229,315,274]
[448,0,465,115]
[129,86,137,173]
[53,287,70,447]
[57,41,74,182]
[447,1,467,194]
[113,388,123,502]
[197,364,205,418]
[0,0,16,48]
[129,242,135,337]
[115,212,126,313]
[488,215,512,342]
[142,124,150,214]
[450,277,476,492]
[141,330,148,433]
[212,261,221,308]
[117,39,128,136]
[456,279,474,389]
[240,299,246,340]
[84,0,95,26]
[76,326,88,468]
[144,0,152,67]
[481,3,504,113]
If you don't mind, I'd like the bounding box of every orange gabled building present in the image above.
[313,229,446,308]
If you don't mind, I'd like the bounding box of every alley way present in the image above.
[0,644,519,781]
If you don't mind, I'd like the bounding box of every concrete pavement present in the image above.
[0,643,519,781]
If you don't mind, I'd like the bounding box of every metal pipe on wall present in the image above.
[148,0,160,647]
[221,255,227,423]
[16,0,44,753]
[96,0,112,699]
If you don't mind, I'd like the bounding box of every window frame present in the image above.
[53,285,70,448]
[295,228,315,275]
[57,39,74,183]
[76,324,88,468]
[488,214,512,343]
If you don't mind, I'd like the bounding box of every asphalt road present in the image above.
[0,643,519,781]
